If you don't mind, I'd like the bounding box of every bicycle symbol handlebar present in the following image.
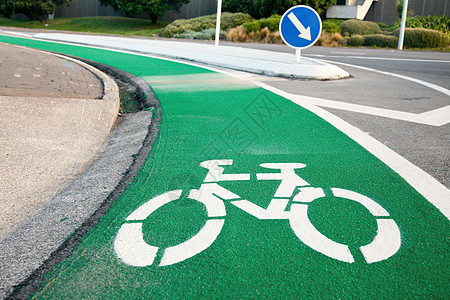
[115,160,401,267]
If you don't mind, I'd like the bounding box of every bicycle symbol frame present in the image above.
[115,160,401,267]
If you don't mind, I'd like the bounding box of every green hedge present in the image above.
[173,28,226,40]
[160,12,253,38]
[364,34,398,48]
[377,22,390,31]
[259,14,281,31]
[393,28,449,48]
[347,35,364,46]
[393,15,449,36]
[243,14,281,33]
[347,34,398,48]
[348,28,448,49]
[323,20,342,34]
[340,19,381,36]
[243,20,261,33]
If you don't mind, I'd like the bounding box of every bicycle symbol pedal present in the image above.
[115,160,401,267]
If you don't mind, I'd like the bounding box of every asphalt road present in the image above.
[223,43,450,188]
[228,43,450,88]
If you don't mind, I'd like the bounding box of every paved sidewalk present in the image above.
[0,43,119,241]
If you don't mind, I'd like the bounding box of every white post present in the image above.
[295,49,301,62]
[398,0,409,50]
[215,0,222,47]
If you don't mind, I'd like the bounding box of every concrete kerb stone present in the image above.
[63,55,159,109]
[0,54,161,299]
[0,43,121,243]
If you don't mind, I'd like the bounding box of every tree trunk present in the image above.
[150,15,158,25]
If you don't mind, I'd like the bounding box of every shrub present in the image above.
[316,31,347,47]
[323,20,342,34]
[377,22,390,31]
[265,30,282,44]
[340,19,381,36]
[243,20,261,33]
[393,15,450,36]
[159,19,195,37]
[393,28,449,48]
[249,26,270,42]
[226,26,248,42]
[173,28,226,40]
[221,12,254,29]
[243,14,281,33]
[348,35,365,46]
[259,14,281,32]
[160,12,253,37]
[226,25,282,43]
[363,34,398,48]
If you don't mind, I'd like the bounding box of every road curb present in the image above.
[1,55,161,299]
[64,55,159,109]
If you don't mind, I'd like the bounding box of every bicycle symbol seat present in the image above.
[115,160,401,267]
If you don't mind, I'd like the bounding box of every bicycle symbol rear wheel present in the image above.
[114,188,226,267]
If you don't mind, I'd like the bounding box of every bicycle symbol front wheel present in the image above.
[289,187,401,263]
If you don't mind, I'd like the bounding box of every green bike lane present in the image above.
[1,36,448,298]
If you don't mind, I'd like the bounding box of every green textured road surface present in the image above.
[1,36,449,298]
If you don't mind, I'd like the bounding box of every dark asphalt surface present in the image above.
[223,43,450,188]
[224,43,450,89]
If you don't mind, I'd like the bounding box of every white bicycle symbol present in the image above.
[115,160,401,267]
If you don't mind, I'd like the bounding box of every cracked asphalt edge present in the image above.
[0,53,161,299]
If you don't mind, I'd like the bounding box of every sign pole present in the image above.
[295,49,301,62]
[398,0,409,50]
[215,0,222,47]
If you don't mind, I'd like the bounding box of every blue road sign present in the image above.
[280,5,322,49]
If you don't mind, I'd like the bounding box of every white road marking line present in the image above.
[330,51,366,55]
[1,31,33,38]
[280,93,450,126]
[419,105,450,125]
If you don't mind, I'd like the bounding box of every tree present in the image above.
[0,0,70,22]
[99,0,190,24]
[0,0,14,18]
[223,0,337,19]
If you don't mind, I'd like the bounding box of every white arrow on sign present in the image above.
[287,12,311,41]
